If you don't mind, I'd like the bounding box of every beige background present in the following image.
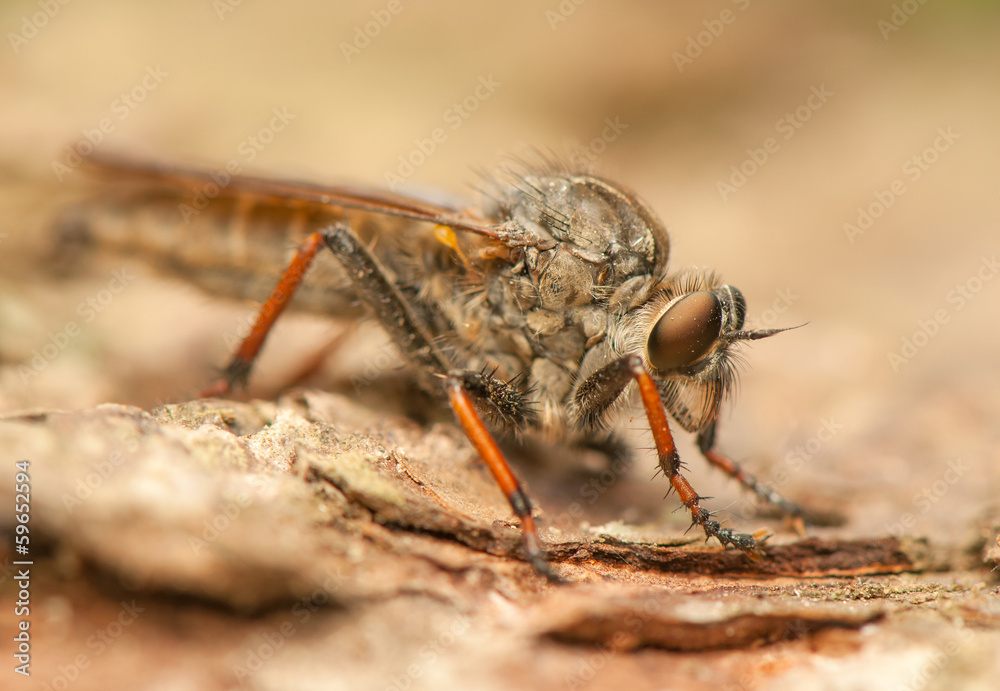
[1,1,999,690]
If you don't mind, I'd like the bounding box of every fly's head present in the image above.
[622,270,794,433]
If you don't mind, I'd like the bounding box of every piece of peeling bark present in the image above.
[0,404,357,611]
[545,535,924,577]
[0,396,531,612]
[0,392,931,612]
[534,588,884,651]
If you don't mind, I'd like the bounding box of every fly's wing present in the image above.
[48,153,532,317]
[84,153,505,236]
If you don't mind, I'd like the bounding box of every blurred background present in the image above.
[0,0,998,560]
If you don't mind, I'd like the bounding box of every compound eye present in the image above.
[646,291,723,371]
[721,285,747,330]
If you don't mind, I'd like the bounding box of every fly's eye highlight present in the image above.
[646,291,723,371]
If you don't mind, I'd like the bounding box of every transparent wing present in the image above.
[83,153,521,242]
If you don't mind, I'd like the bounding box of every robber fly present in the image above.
[54,152,804,580]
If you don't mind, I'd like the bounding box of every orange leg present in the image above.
[201,231,325,397]
[626,356,765,558]
[447,377,560,581]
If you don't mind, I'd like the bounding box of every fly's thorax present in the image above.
[499,172,669,292]
[475,167,676,362]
